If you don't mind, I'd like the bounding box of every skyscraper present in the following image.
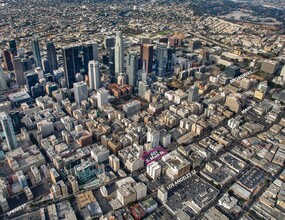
[46,41,58,73]
[126,52,138,87]
[104,36,115,49]
[166,47,173,73]
[83,42,98,74]
[31,39,42,68]
[62,46,81,88]
[13,56,25,85]
[0,112,18,150]
[88,60,101,90]
[0,58,8,90]
[156,43,168,77]
[108,48,115,78]
[2,49,14,71]
[140,44,153,73]
[115,31,124,78]
[25,72,39,94]
[74,82,88,106]
[188,85,199,103]
[97,88,109,109]
[9,39,17,56]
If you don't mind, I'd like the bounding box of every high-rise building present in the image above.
[166,47,173,73]
[108,48,115,78]
[97,88,109,109]
[42,57,50,73]
[13,56,25,85]
[147,128,160,148]
[260,60,279,74]
[46,42,58,73]
[25,72,39,94]
[2,49,13,71]
[62,46,81,88]
[88,60,101,90]
[189,39,201,51]
[74,82,88,106]
[31,39,42,68]
[68,175,79,193]
[0,112,18,150]
[126,52,138,87]
[117,73,126,86]
[83,42,98,74]
[138,81,149,98]
[74,160,96,185]
[140,44,153,73]
[115,31,124,77]
[9,39,17,56]
[0,58,8,90]
[188,85,199,103]
[147,162,161,180]
[109,155,120,172]
[156,43,168,77]
[104,37,115,49]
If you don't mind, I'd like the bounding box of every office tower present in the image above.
[74,160,96,184]
[0,112,18,150]
[156,43,168,77]
[188,85,199,103]
[0,58,8,90]
[108,48,115,78]
[126,53,138,87]
[140,37,151,44]
[25,72,39,94]
[46,42,58,73]
[260,60,279,74]
[147,129,160,148]
[140,44,153,73]
[74,82,88,106]
[115,31,124,77]
[200,50,210,66]
[35,67,44,79]
[88,60,101,90]
[22,57,32,71]
[9,39,17,56]
[225,65,241,78]
[102,52,109,65]
[31,39,42,68]
[31,84,45,98]
[68,175,79,193]
[138,81,149,98]
[2,49,13,71]
[104,37,115,49]
[166,47,173,73]
[62,46,81,88]
[189,39,201,51]
[75,72,83,82]
[169,35,183,47]
[13,56,25,85]
[10,112,22,133]
[147,162,161,180]
[97,88,109,109]
[42,58,50,73]
[83,42,98,74]
[117,73,126,86]
[109,155,120,172]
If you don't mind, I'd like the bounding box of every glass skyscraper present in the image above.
[0,112,18,150]
[31,39,42,68]
[9,39,17,56]
[46,41,58,73]
[126,52,138,87]
[62,45,81,88]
